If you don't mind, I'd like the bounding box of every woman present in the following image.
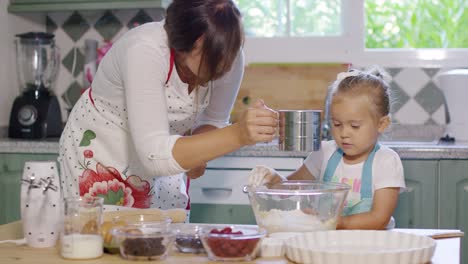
[58,0,278,211]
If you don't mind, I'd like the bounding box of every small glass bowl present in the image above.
[171,223,205,254]
[102,214,171,254]
[198,225,266,262]
[112,223,175,261]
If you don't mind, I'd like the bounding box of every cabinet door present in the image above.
[439,160,468,264]
[0,153,58,225]
[189,204,256,225]
[189,157,302,224]
[393,160,438,229]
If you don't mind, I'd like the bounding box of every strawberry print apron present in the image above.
[58,49,211,213]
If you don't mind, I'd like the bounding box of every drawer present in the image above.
[207,157,303,170]
[189,169,250,205]
[189,168,295,205]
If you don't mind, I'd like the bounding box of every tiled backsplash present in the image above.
[46,9,447,126]
[45,9,165,120]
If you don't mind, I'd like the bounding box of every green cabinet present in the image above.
[0,153,58,225]
[439,160,468,264]
[8,0,165,13]
[189,204,256,225]
[393,160,439,229]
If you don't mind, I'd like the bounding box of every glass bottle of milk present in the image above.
[60,197,104,259]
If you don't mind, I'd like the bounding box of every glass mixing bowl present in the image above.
[244,181,350,234]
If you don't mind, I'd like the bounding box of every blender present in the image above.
[9,32,62,139]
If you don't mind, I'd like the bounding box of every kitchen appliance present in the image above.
[9,32,62,139]
[278,110,321,151]
[437,69,468,141]
[21,161,61,248]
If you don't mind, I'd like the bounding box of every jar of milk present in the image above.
[60,196,104,259]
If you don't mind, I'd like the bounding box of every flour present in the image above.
[257,209,336,233]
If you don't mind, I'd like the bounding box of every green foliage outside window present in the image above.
[366,0,468,48]
[234,0,468,48]
[234,0,340,37]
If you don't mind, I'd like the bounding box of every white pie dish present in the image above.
[285,230,436,264]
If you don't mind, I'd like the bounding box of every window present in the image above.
[366,0,468,48]
[234,0,341,37]
[235,0,468,66]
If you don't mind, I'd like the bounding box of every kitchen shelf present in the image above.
[8,0,167,13]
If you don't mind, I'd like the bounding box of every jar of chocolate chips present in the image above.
[112,223,175,261]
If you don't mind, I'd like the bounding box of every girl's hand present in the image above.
[235,99,278,145]
[248,165,286,187]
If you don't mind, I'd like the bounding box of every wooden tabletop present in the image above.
[0,222,461,264]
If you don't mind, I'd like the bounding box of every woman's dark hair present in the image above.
[164,0,244,81]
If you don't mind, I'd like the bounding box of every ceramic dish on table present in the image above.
[285,230,436,264]
[101,212,172,254]
[198,224,266,262]
[112,223,175,261]
[171,223,205,254]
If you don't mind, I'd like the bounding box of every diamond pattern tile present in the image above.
[385,68,403,77]
[113,9,139,28]
[432,105,447,125]
[62,11,90,42]
[414,81,445,114]
[146,8,165,22]
[394,99,430,125]
[389,81,410,114]
[422,68,440,78]
[62,47,85,78]
[128,9,153,29]
[393,68,430,97]
[62,81,83,108]
[95,11,123,41]
[425,118,437,125]
[79,10,106,26]
[47,12,73,28]
[46,16,57,33]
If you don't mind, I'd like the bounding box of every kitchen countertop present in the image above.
[2,137,468,159]
[0,123,466,159]
[0,225,462,264]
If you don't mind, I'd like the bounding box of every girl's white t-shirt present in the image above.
[303,141,406,208]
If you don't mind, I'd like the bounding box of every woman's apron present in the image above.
[58,48,211,215]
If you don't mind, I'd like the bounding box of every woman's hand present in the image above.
[235,99,278,145]
[248,165,286,187]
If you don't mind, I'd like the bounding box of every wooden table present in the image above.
[0,222,462,263]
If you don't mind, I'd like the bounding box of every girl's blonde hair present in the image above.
[330,66,392,118]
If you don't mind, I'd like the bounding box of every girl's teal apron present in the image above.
[323,144,380,216]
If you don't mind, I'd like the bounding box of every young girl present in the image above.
[250,67,405,230]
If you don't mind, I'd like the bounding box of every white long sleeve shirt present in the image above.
[87,21,244,177]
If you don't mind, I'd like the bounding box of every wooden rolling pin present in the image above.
[102,208,187,223]
[429,231,464,239]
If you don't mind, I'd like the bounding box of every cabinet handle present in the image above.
[201,188,232,199]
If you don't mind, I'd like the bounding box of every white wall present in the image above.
[0,2,44,127]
